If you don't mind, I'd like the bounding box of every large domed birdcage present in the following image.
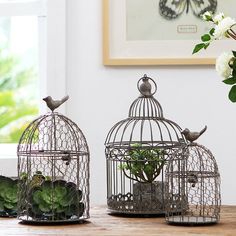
[165,128,221,225]
[17,96,89,223]
[105,75,187,215]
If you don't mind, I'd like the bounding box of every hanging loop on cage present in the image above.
[137,74,157,97]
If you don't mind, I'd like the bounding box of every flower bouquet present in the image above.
[193,12,236,102]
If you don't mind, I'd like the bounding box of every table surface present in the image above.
[0,206,235,236]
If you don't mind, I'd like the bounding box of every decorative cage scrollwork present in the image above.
[105,75,187,215]
[17,96,90,223]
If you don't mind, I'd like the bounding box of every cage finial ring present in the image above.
[137,74,157,97]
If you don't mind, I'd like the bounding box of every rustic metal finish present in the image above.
[105,75,187,215]
[165,142,221,225]
[17,100,90,223]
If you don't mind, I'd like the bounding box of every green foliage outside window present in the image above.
[0,47,39,143]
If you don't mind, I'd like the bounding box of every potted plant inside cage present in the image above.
[29,180,84,221]
[120,143,167,211]
[19,171,85,221]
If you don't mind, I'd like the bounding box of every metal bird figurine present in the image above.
[43,95,69,112]
[181,125,207,143]
[139,75,152,96]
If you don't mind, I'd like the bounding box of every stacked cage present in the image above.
[105,75,187,215]
[17,97,89,223]
[165,133,221,225]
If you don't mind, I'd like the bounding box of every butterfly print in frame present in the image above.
[159,0,217,20]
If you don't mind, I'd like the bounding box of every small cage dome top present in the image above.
[177,142,220,181]
[105,75,186,149]
[18,96,89,157]
[17,113,88,156]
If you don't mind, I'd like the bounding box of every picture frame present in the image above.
[103,0,235,66]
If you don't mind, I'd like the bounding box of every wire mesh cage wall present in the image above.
[105,75,187,215]
[17,97,89,223]
[165,142,221,225]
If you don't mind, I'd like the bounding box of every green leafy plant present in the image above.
[120,143,166,183]
[29,180,84,220]
[0,176,18,217]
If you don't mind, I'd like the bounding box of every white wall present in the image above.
[0,0,234,207]
[66,0,236,205]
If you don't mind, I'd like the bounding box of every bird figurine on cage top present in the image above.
[43,95,69,112]
[181,125,207,143]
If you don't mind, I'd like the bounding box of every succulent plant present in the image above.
[0,176,18,217]
[29,180,84,220]
[120,143,166,183]
[20,171,51,187]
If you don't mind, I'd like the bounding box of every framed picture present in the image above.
[103,0,236,65]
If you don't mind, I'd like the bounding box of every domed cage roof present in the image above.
[105,75,186,150]
[17,112,89,157]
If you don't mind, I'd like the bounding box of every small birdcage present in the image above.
[105,75,187,215]
[17,96,89,223]
[165,128,221,225]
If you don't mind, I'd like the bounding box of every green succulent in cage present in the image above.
[120,143,167,183]
[29,180,84,220]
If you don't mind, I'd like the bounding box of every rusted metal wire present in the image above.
[17,110,90,223]
[165,142,221,225]
[105,75,187,215]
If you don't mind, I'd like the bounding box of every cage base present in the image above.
[107,197,165,215]
[107,207,165,216]
[0,214,17,218]
[18,215,89,225]
[166,216,218,226]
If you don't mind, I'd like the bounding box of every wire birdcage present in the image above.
[17,96,90,223]
[165,130,221,225]
[105,75,187,215]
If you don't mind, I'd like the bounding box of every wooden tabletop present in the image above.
[0,206,235,236]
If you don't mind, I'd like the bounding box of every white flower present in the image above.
[214,17,236,39]
[215,52,234,79]
[202,11,213,21]
[213,12,225,24]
